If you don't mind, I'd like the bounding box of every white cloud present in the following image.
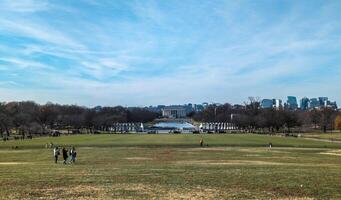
[0,18,84,49]
[0,0,340,106]
[0,0,49,12]
[0,57,51,69]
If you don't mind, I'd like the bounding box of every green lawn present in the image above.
[1,134,341,199]
[303,132,341,141]
[2,133,341,149]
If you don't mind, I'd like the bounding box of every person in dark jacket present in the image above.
[71,148,77,163]
[69,146,77,164]
[62,147,68,164]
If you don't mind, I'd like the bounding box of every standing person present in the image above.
[200,138,204,147]
[71,148,77,163]
[68,146,73,163]
[69,146,75,163]
[62,147,68,164]
[53,147,60,164]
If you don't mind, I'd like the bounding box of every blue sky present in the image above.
[0,0,340,107]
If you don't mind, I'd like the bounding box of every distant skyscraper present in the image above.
[261,99,273,109]
[300,97,310,110]
[323,100,338,110]
[309,98,320,109]
[318,97,328,107]
[272,99,282,110]
[286,96,298,110]
[329,101,338,109]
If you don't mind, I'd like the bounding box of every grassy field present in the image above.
[303,132,341,141]
[1,134,341,199]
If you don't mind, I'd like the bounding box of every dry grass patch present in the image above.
[278,198,314,200]
[238,148,288,154]
[0,150,33,153]
[124,157,153,161]
[0,162,30,165]
[320,150,341,156]
[175,159,285,166]
[111,183,221,200]
[175,159,337,167]
[30,185,107,200]
[177,147,234,152]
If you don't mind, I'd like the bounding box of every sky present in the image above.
[0,0,340,107]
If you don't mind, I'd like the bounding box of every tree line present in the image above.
[1,99,340,138]
[0,101,160,138]
[192,100,341,133]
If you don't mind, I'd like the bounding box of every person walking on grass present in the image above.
[62,147,68,164]
[269,142,272,149]
[68,146,73,162]
[69,146,77,164]
[53,147,60,164]
[200,138,204,147]
[71,147,77,163]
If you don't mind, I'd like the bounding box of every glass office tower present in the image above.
[287,96,298,110]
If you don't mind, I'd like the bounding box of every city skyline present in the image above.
[0,95,339,109]
[0,0,341,107]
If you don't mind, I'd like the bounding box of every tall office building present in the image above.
[329,101,338,109]
[309,98,320,109]
[300,97,310,110]
[261,99,273,109]
[318,97,328,107]
[323,100,338,110]
[286,96,298,110]
[260,99,282,109]
[273,99,282,110]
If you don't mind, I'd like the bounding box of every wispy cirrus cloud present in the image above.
[0,57,50,69]
[0,18,84,49]
[0,0,340,106]
[0,0,49,12]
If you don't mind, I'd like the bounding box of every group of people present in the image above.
[46,142,54,148]
[53,146,77,164]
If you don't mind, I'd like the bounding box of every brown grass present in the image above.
[124,157,153,160]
